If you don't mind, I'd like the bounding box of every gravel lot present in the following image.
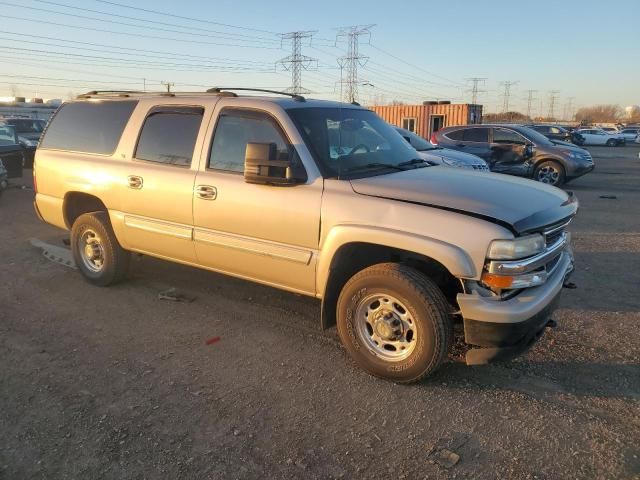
[1,145,639,479]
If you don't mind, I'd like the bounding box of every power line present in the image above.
[33,0,279,42]
[94,0,279,35]
[499,80,518,113]
[368,44,465,87]
[0,2,279,45]
[0,30,274,65]
[336,25,374,103]
[277,31,318,95]
[2,14,282,49]
[465,77,487,104]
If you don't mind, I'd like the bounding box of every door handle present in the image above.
[195,185,217,200]
[127,175,143,189]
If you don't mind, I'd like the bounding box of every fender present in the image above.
[316,224,476,298]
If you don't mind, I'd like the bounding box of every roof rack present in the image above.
[206,87,305,102]
[76,88,305,101]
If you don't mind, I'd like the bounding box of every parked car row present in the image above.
[428,124,593,187]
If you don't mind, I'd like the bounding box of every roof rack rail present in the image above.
[76,89,238,99]
[206,87,305,102]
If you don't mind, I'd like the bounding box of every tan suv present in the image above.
[33,88,577,383]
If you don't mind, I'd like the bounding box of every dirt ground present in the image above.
[1,145,639,479]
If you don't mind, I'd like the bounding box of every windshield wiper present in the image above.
[397,158,434,168]
[344,162,407,173]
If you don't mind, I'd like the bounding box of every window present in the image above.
[0,126,18,146]
[463,127,489,143]
[209,109,290,173]
[549,127,562,134]
[135,106,203,166]
[402,118,416,133]
[445,129,465,141]
[40,100,137,154]
[535,126,550,133]
[287,107,419,178]
[493,128,526,144]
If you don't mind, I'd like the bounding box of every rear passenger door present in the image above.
[119,105,207,263]
[444,127,491,161]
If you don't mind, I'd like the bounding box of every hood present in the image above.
[18,133,41,141]
[350,168,577,234]
[548,141,590,155]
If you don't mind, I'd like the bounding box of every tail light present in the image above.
[430,133,438,145]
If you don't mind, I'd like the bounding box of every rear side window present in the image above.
[40,101,137,154]
[463,127,489,142]
[135,106,204,166]
[445,129,465,141]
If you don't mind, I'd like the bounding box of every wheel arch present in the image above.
[318,226,475,330]
[63,191,108,229]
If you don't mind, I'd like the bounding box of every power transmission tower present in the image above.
[335,25,374,103]
[277,31,318,95]
[563,97,575,121]
[499,80,518,113]
[525,89,537,119]
[161,81,174,93]
[465,77,487,105]
[548,90,560,120]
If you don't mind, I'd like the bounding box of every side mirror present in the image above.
[244,142,306,186]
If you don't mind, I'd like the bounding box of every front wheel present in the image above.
[534,160,566,187]
[606,138,617,147]
[71,212,130,286]
[336,263,452,383]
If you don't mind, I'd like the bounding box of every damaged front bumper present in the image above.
[457,250,574,365]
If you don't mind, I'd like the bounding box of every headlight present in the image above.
[561,150,582,159]
[487,234,545,260]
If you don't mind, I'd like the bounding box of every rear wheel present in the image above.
[71,212,130,286]
[534,160,566,187]
[336,263,452,383]
[606,138,617,147]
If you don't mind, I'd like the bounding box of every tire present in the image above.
[606,138,617,147]
[534,160,566,187]
[336,263,452,383]
[71,212,130,286]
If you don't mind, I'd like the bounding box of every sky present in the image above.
[1,0,639,118]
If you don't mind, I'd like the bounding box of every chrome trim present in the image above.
[543,219,572,237]
[486,233,567,275]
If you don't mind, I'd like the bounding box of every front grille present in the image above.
[472,164,490,171]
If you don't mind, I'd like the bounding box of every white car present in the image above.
[600,126,620,134]
[619,128,640,142]
[635,133,640,144]
[575,128,623,146]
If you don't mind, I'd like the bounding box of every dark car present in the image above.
[0,118,46,169]
[0,124,24,179]
[432,124,594,187]
[525,124,573,143]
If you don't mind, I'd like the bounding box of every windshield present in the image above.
[514,126,554,146]
[6,119,45,134]
[287,107,421,177]
[396,128,437,151]
[0,125,18,146]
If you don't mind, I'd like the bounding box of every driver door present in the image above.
[489,127,531,176]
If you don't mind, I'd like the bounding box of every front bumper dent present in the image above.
[457,251,573,365]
